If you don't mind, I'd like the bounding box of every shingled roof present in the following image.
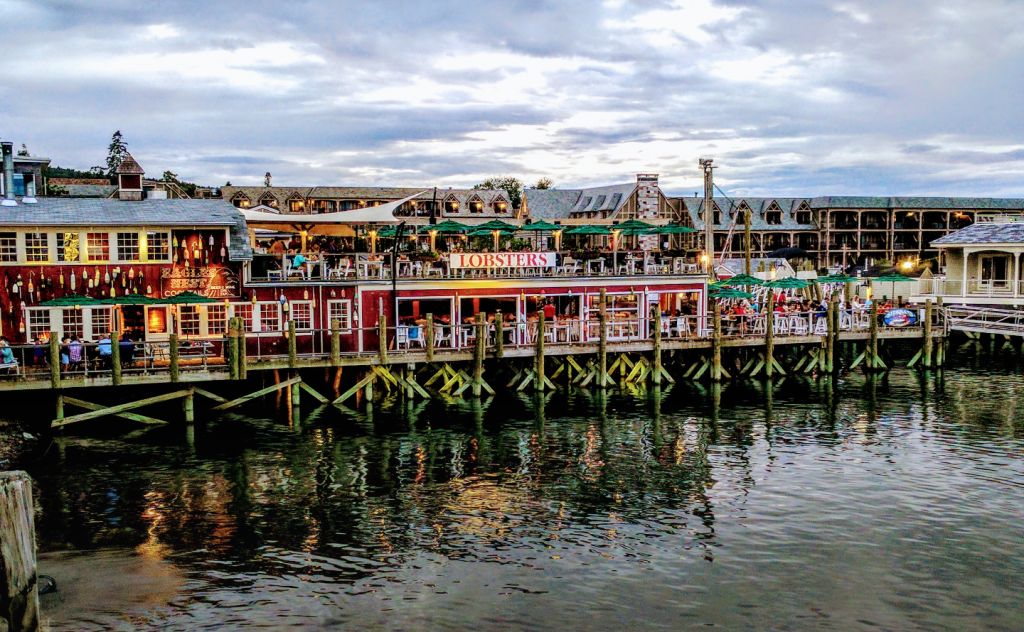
[0,198,251,261]
[114,152,145,175]
[931,222,1024,246]
[523,189,584,220]
[684,197,817,231]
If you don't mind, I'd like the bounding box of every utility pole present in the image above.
[699,158,715,280]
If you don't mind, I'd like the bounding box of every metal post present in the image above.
[169,333,180,383]
[766,292,775,378]
[744,207,752,277]
[700,158,716,280]
[923,298,933,368]
[110,330,121,386]
[652,304,662,385]
[425,314,434,363]
[712,303,722,381]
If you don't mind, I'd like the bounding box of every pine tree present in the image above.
[264,172,272,187]
[106,130,128,173]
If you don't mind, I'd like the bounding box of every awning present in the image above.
[240,190,427,235]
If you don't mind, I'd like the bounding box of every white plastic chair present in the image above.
[396,326,409,349]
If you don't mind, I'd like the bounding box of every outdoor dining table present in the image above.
[586,259,606,275]
[357,259,385,279]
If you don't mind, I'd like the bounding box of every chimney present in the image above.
[1,142,15,207]
[115,152,146,201]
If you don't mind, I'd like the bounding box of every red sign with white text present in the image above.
[450,252,556,269]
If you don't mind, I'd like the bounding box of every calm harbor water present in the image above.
[23,363,1024,631]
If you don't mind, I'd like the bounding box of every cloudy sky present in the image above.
[2,0,1024,196]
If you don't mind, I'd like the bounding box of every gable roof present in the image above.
[683,197,816,231]
[931,222,1024,246]
[114,152,145,175]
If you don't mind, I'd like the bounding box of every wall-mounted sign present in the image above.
[449,252,557,269]
[160,266,239,298]
[882,308,917,328]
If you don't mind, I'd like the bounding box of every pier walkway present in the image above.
[944,305,1024,337]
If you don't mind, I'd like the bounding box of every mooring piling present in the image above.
[0,471,38,632]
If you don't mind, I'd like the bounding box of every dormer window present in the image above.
[468,196,484,213]
[259,194,279,209]
[764,202,783,225]
[288,197,305,212]
[444,197,459,213]
[796,202,812,224]
[493,200,508,213]
[232,194,251,208]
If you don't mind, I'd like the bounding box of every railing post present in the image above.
[766,292,775,378]
[49,331,60,389]
[652,304,662,385]
[535,311,545,391]
[425,314,435,363]
[0,471,39,632]
[378,313,388,365]
[495,310,504,359]
[288,320,297,369]
[169,333,180,383]
[110,330,122,386]
[923,298,933,368]
[473,312,485,397]
[598,288,608,388]
[330,318,341,366]
[228,318,240,381]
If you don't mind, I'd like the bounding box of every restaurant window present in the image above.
[493,200,508,213]
[87,232,110,261]
[0,232,16,262]
[289,301,313,331]
[57,233,81,262]
[25,233,49,262]
[91,308,111,339]
[117,232,141,261]
[27,308,51,340]
[62,308,84,340]
[327,300,352,332]
[468,199,483,213]
[258,302,281,332]
[207,304,227,335]
[147,306,169,335]
[289,198,305,212]
[233,303,254,333]
[444,198,460,213]
[146,231,170,261]
[178,305,201,337]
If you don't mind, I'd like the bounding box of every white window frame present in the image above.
[56,232,82,263]
[117,231,141,262]
[23,232,51,263]
[327,299,353,333]
[288,300,314,332]
[145,231,171,262]
[0,232,17,263]
[230,301,282,335]
[177,304,202,338]
[86,231,111,262]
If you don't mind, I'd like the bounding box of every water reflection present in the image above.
[29,366,1024,631]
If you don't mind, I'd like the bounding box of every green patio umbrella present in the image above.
[475,219,519,232]
[763,277,810,290]
[817,273,856,283]
[41,294,101,306]
[519,220,560,231]
[162,291,220,304]
[647,223,697,234]
[709,279,731,290]
[565,225,612,235]
[872,272,914,301]
[614,219,656,230]
[711,287,755,300]
[468,227,515,251]
[420,220,469,233]
[720,274,763,287]
[100,294,157,305]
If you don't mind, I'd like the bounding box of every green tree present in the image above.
[88,166,105,177]
[474,176,524,210]
[264,172,272,187]
[162,170,179,182]
[106,130,128,173]
[531,177,554,190]
[17,144,29,157]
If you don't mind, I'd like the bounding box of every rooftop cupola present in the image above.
[115,152,145,201]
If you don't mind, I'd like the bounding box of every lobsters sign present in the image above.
[449,252,557,269]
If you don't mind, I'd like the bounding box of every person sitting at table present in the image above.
[270,239,285,255]
[288,250,308,278]
[543,301,556,321]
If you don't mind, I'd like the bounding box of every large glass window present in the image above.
[233,304,254,332]
[207,304,227,335]
[62,308,84,340]
[87,232,109,261]
[57,233,81,262]
[327,300,352,332]
[91,308,111,339]
[146,231,170,261]
[0,233,16,263]
[117,232,140,261]
[27,308,51,340]
[179,305,200,337]
[25,233,49,262]
[289,301,313,331]
[258,303,281,332]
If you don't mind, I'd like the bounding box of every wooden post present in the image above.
[110,330,122,386]
[238,324,247,380]
[288,320,298,369]
[936,297,944,367]
[829,294,840,372]
[712,303,722,381]
[923,298,933,368]
[54,394,64,421]
[473,312,485,397]
[227,319,239,381]
[169,333,180,383]
[49,331,60,389]
[744,208,752,276]
[868,304,879,371]
[183,386,195,423]
[495,310,504,359]
[0,471,38,632]
[766,292,775,378]
[406,363,416,398]
[652,304,662,386]
[425,314,435,363]
[535,311,546,391]
[378,313,388,365]
[291,373,301,408]
[598,288,608,388]
[844,281,853,304]
[364,370,374,402]
[330,319,341,366]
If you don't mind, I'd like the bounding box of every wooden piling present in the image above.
[598,289,608,388]
[536,311,546,391]
[495,310,504,359]
[49,331,60,389]
[829,294,840,372]
[712,304,722,382]
[288,320,298,369]
[652,304,663,386]
[378,313,388,366]
[766,292,775,378]
[0,471,38,632]
[54,394,64,421]
[290,372,301,408]
[844,281,853,304]
[169,333,180,383]
[238,324,247,380]
[330,319,341,366]
[473,312,485,397]
[868,304,879,371]
[227,319,239,381]
[923,299,933,368]
[825,301,835,372]
[183,386,195,423]
[425,314,435,363]
[110,330,122,386]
